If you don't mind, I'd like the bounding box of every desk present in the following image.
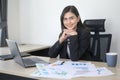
[0,56,120,80]
[0,44,50,55]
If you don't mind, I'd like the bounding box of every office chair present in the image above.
[90,34,112,62]
[83,19,112,62]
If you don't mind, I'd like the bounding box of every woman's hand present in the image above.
[59,29,77,44]
[64,29,77,36]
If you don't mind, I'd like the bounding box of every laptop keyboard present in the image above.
[23,58,36,66]
[23,58,49,67]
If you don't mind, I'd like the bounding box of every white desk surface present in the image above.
[0,44,50,55]
[0,56,120,80]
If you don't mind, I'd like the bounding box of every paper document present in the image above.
[31,61,114,79]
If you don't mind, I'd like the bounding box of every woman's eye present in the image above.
[70,17,74,20]
[64,18,67,21]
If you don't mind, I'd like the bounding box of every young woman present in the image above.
[48,5,92,61]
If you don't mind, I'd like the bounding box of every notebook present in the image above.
[6,39,49,68]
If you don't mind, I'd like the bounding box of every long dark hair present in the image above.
[60,5,83,31]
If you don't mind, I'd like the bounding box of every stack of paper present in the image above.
[31,61,114,79]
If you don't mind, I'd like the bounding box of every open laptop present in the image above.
[6,39,49,68]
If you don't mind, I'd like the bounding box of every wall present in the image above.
[8,0,20,42]
[8,0,120,64]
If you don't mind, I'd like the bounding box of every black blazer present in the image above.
[48,27,92,61]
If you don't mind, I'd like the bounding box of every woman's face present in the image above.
[63,12,80,30]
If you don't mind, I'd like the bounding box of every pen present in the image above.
[60,61,65,65]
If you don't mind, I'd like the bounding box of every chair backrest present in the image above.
[90,34,112,62]
[83,19,105,32]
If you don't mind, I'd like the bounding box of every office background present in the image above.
[7,0,120,64]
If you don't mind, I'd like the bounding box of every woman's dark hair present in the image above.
[60,5,83,30]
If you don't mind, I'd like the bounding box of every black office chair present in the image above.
[90,34,112,62]
[83,19,112,62]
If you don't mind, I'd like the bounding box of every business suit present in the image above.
[48,26,92,61]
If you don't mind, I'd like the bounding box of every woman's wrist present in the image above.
[59,39,62,44]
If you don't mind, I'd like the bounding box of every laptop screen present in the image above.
[6,39,25,67]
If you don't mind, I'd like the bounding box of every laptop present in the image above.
[0,51,30,61]
[6,39,49,68]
